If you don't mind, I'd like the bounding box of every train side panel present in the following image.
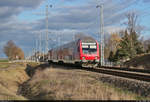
[48,37,100,65]
[48,40,80,64]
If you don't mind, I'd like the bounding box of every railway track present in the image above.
[100,66,150,74]
[83,67,150,82]
[50,62,150,82]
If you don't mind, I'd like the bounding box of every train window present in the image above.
[90,46,96,49]
[82,47,97,54]
[78,46,80,52]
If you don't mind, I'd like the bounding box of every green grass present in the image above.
[0,59,9,62]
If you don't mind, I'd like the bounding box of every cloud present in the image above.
[0,1,44,53]
[0,0,43,8]
[142,0,150,3]
[0,0,44,22]
[31,0,139,38]
[62,0,75,2]
[104,26,125,34]
[0,0,148,57]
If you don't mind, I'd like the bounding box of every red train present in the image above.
[48,36,100,66]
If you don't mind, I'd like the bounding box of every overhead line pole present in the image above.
[35,36,38,61]
[32,4,52,61]
[46,5,52,54]
[38,32,42,60]
[46,5,48,54]
[96,4,105,66]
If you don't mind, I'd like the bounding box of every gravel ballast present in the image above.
[96,74,150,97]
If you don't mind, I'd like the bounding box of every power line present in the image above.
[32,4,52,60]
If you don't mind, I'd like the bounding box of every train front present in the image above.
[79,38,100,63]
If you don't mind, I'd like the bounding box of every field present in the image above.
[0,59,8,62]
[0,62,148,100]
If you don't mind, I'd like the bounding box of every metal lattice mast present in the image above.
[46,5,52,54]
[97,4,105,66]
[46,5,49,54]
[39,32,42,54]
[37,32,42,60]
[35,36,38,61]
[101,5,105,66]
[33,5,52,60]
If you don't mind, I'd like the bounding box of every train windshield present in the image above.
[82,43,97,54]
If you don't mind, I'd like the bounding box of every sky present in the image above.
[0,0,150,58]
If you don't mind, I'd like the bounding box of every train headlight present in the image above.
[95,56,98,59]
[82,57,85,60]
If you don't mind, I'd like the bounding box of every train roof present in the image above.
[49,36,97,51]
[79,36,96,43]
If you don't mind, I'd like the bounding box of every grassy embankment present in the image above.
[0,62,149,100]
[124,53,150,69]
[20,64,148,100]
[0,62,39,100]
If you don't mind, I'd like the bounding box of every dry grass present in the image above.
[0,63,29,100]
[21,66,140,100]
[27,62,41,67]
[0,84,26,100]
[0,62,12,69]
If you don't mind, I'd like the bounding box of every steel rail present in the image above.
[82,67,150,82]
[100,66,150,74]
[50,62,150,82]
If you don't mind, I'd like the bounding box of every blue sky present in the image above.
[0,0,150,58]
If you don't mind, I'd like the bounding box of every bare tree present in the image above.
[126,12,138,32]
[105,31,122,59]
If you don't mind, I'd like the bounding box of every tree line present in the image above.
[3,40,24,60]
[106,12,150,63]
